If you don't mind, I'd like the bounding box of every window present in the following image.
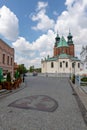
[11,57,13,66]
[60,62,62,68]
[2,54,5,64]
[72,63,74,68]
[7,56,9,65]
[66,62,68,68]
[78,63,80,68]
[51,62,54,68]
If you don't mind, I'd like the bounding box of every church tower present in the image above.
[67,30,74,56]
[53,30,74,57]
[54,33,60,56]
[41,29,80,74]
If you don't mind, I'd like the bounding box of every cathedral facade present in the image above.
[41,31,81,75]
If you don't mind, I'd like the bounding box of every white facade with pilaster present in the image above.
[80,46,87,70]
[41,54,80,74]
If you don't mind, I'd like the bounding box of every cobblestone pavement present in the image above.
[8,95,58,112]
[0,76,87,130]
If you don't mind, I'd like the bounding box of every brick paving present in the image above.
[8,95,58,112]
[0,76,87,130]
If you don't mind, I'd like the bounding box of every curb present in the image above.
[0,82,25,99]
[69,80,87,125]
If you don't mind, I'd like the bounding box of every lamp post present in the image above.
[73,62,76,84]
[63,61,65,77]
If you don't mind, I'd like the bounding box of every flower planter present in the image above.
[5,82,12,90]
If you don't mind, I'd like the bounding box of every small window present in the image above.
[78,63,80,68]
[66,62,68,68]
[11,57,13,66]
[72,63,74,68]
[2,54,5,64]
[60,62,62,68]
[51,62,54,68]
[7,56,9,65]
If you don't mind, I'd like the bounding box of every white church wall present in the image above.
[41,59,80,74]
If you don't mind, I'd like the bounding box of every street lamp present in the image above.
[63,61,65,73]
[72,62,76,84]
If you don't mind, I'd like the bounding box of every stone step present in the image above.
[0,89,12,98]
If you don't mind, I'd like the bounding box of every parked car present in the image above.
[33,71,38,76]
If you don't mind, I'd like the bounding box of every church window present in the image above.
[66,62,68,68]
[72,63,74,68]
[60,62,62,68]
[2,54,5,64]
[51,62,54,68]
[78,63,80,68]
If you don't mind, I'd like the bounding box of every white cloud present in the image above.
[12,30,55,68]
[55,0,87,57]
[31,2,55,31]
[12,37,33,51]
[37,1,48,11]
[65,0,76,7]
[53,11,59,16]
[0,6,19,41]
[12,0,87,68]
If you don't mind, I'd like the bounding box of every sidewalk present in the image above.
[69,80,87,124]
[80,86,87,94]
[0,82,25,99]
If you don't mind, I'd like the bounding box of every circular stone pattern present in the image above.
[8,95,58,112]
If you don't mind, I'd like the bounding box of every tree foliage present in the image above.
[7,72,11,82]
[17,64,27,74]
[29,66,41,73]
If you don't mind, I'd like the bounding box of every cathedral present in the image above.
[41,31,81,75]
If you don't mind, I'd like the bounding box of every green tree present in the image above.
[7,72,11,82]
[29,66,34,72]
[17,64,27,74]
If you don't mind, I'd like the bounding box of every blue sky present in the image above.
[0,0,87,68]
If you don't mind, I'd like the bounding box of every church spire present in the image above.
[67,29,73,44]
[54,31,60,47]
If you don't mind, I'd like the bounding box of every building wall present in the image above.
[69,44,74,57]
[53,44,74,57]
[0,39,14,78]
[41,59,80,74]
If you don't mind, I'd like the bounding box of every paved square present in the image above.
[8,95,58,112]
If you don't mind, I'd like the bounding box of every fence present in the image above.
[75,75,87,86]
[38,73,70,77]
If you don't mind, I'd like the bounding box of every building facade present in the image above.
[0,39,14,78]
[41,31,80,75]
[80,46,87,70]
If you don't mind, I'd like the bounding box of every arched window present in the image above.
[51,62,54,68]
[66,62,68,68]
[78,63,80,68]
[72,63,74,68]
[7,56,9,65]
[60,62,62,68]
[2,54,5,64]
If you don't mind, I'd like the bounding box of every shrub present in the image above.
[72,74,75,84]
[6,72,11,82]
[81,77,87,82]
